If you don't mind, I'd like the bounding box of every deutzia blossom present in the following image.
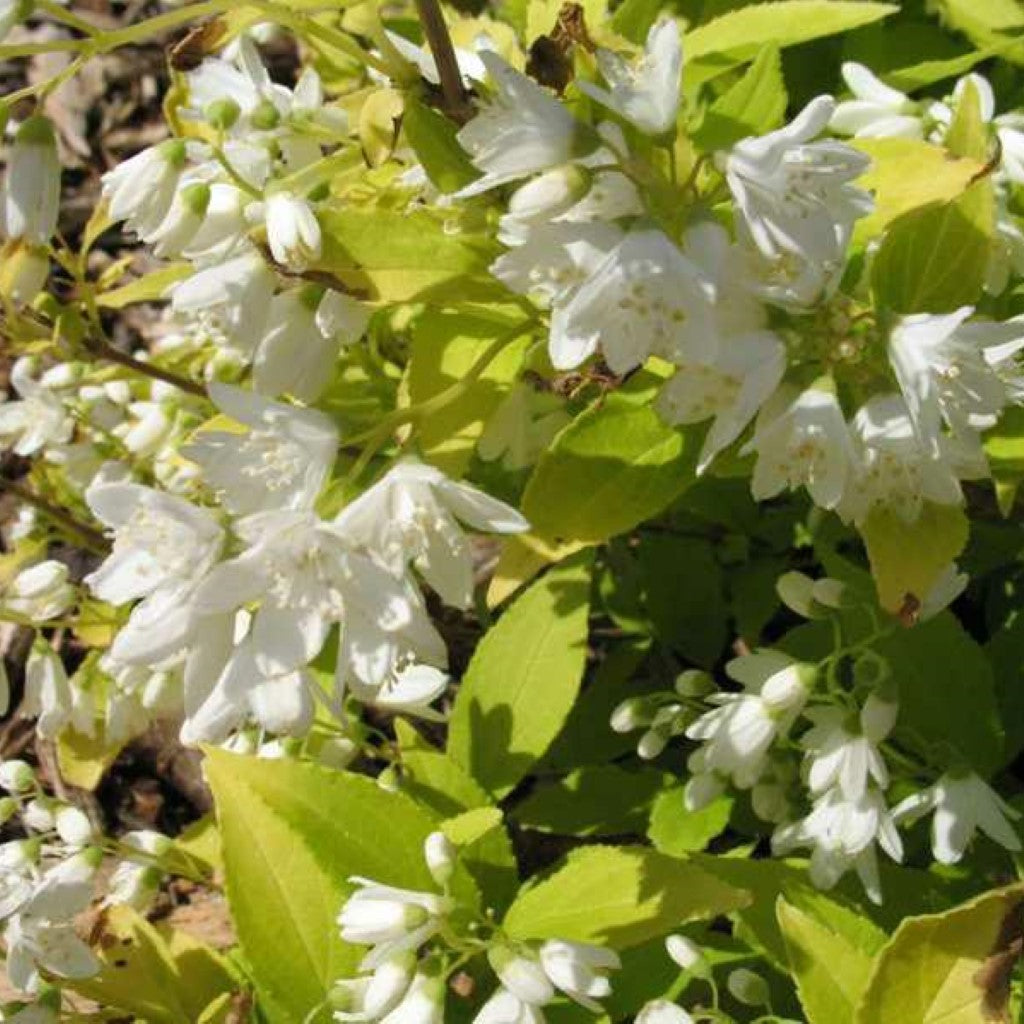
[0,358,74,457]
[578,17,683,136]
[263,191,322,269]
[685,651,812,793]
[888,308,1024,453]
[723,96,872,304]
[773,787,903,903]
[100,140,188,237]
[1,561,74,623]
[384,28,487,88]
[636,1001,694,1024]
[657,330,785,473]
[456,52,593,196]
[473,988,546,1024]
[744,383,854,509]
[22,646,71,739]
[892,770,1022,865]
[186,383,338,515]
[348,663,449,720]
[829,62,923,139]
[550,229,718,374]
[539,940,620,1012]
[2,116,60,244]
[84,480,224,664]
[335,458,529,610]
[800,696,896,801]
[338,879,453,970]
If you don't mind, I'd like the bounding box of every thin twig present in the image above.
[413,0,472,122]
[0,478,108,553]
[81,331,206,398]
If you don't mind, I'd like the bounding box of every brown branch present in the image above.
[83,336,207,398]
[0,477,108,553]
[413,0,472,123]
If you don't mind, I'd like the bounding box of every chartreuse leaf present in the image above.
[929,0,1024,55]
[859,502,970,612]
[850,139,985,243]
[448,550,593,796]
[408,309,529,477]
[441,806,520,914]
[691,45,786,152]
[402,96,478,193]
[647,787,733,855]
[854,884,1024,1024]
[490,384,700,601]
[778,898,878,1024]
[204,749,478,1022]
[96,264,191,309]
[395,718,492,816]
[513,765,670,837]
[317,208,496,302]
[983,406,1024,515]
[685,2,897,82]
[944,76,990,161]
[67,906,235,1024]
[502,846,748,949]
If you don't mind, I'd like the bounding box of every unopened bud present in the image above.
[638,727,669,760]
[251,98,281,130]
[424,831,456,886]
[205,98,241,131]
[777,571,817,617]
[55,805,96,847]
[665,935,708,977]
[0,759,35,793]
[675,670,713,697]
[727,968,769,1007]
[610,698,648,734]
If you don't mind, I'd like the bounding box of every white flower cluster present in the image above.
[613,572,1021,902]
[0,758,174,996]
[448,26,1024,527]
[333,832,619,1024]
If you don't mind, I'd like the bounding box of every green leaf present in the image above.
[408,309,528,477]
[929,0,1024,58]
[609,0,663,43]
[317,208,495,302]
[67,906,235,1024]
[943,76,990,161]
[778,898,878,1024]
[395,718,492,816]
[983,405,1024,515]
[874,612,1004,776]
[870,179,995,314]
[647,786,733,855]
[441,806,520,914]
[96,264,191,309]
[691,45,787,152]
[685,2,898,82]
[503,846,749,949]
[448,550,593,796]
[402,97,479,193]
[513,765,670,837]
[518,388,700,549]
[205,750,477,1022]
[854,883,1024,1024]
[859,502,970,612]
[851,138,985,244]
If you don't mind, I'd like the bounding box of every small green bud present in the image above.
[251,99,281,130]
[727,968,769,1007]
[180,182,211,217]
[15,113,56,148]
[205,98,241,131]
[157,138,188,169]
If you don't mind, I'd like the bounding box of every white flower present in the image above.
[636,1000,694,1024]
[685,651,811,790]
[839,394,965,525]
[23,849,99,920]
[181,182,248,259]
[338,880,452,970]
[5,914,99,993]
[800,703,892,802]
[192,508,445,682]
[472,988,546,1024]
[186,383,338,515]
[658,330,785,473]
[2,561,74,623]
[139,180,210,258]
[333,952,418,1023]
[170,251,276,357]
[264,191,322,269]
[745,384,853,509]
[723,97,871,302]
[491,221,623,306]
[106,830,171,910]
[539,940,619,1012]
[2,116,60,244]
[830,63,923,139]
[101,140,188,237]
[477,385,571,472]
[348,663,450,720]
[456,52,592,196]
[489,946,555,1005]
[384,28,487,87]
[497,166,593,245]
[22,646,71,739]
[773,787,903,903]
[378,970,445,1024]
[84,481,224,665]
[888,308,1024,453]
[892,770,1021,865]
[423,832,455,887]
[550,229,718,374]
[578,17,682,136]
[253,288,344,402]
[0,358,74,457]
[334,458,528,609]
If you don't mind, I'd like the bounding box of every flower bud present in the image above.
[610,697,649,734]
[777,571,817,617]
[5,115,60,243]
[811,577,846,608]
[665,935,708,976]
[205,98,241,131]
[0,759,35,793]
[638,726,669,760]
[727,968,769,1007]
[488,945,555,1005]
[761,663,814,712]
[675,670,714,698]
[23,797,55,833]
[55,805,96,847]
[251,98,281,130]
[423,831,456,887]
[636,999,693,1024]
[684,772,724,812]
